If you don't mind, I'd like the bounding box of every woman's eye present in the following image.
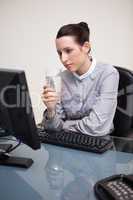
[58,51,62,57]
[66,49,73,54]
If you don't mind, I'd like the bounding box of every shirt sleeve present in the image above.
[42,100,66,131]
[42,70,119,136]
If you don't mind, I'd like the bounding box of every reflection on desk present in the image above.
[0,140,133,200]
[44,144,133,200]
[44,145,93,200]
[112,136,133,153]
[0,169,42,200]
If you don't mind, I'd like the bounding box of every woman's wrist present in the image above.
[47,109,56,119]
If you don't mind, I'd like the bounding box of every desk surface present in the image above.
[0,137,133,200]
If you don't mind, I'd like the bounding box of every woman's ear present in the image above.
[82,41,91,54]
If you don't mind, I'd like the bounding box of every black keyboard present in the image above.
[38,129,113,153]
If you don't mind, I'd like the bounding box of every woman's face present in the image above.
[56,36,89,74]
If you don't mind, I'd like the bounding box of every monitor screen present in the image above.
[0,68,40,167]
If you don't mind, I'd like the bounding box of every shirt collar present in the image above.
[73,58,96,81]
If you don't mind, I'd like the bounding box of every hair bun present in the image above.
[78,22,89,32]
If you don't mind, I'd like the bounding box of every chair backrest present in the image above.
[113,66,133,136]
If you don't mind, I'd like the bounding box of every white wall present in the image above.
[0,0,133,122]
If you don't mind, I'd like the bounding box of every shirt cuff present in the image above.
[63,120,80,132]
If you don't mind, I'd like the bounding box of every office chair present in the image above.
[111,66,133,137]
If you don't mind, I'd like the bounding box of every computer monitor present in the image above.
[0,68,41,168]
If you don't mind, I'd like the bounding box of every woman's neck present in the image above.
[76,56,92,76]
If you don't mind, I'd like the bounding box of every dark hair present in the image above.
[56,22,90,45]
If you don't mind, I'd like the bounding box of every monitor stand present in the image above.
[0,144,33,168]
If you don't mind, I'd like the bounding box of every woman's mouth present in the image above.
[66,64,73,68]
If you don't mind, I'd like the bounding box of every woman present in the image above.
[41,22,119,136]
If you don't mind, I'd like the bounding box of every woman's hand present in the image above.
[41,86,59,117]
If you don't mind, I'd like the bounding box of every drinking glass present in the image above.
[44,68,62,101]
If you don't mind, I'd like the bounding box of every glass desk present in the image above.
[0,136,133,200]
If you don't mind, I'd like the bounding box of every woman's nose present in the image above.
[61,53,68,63]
